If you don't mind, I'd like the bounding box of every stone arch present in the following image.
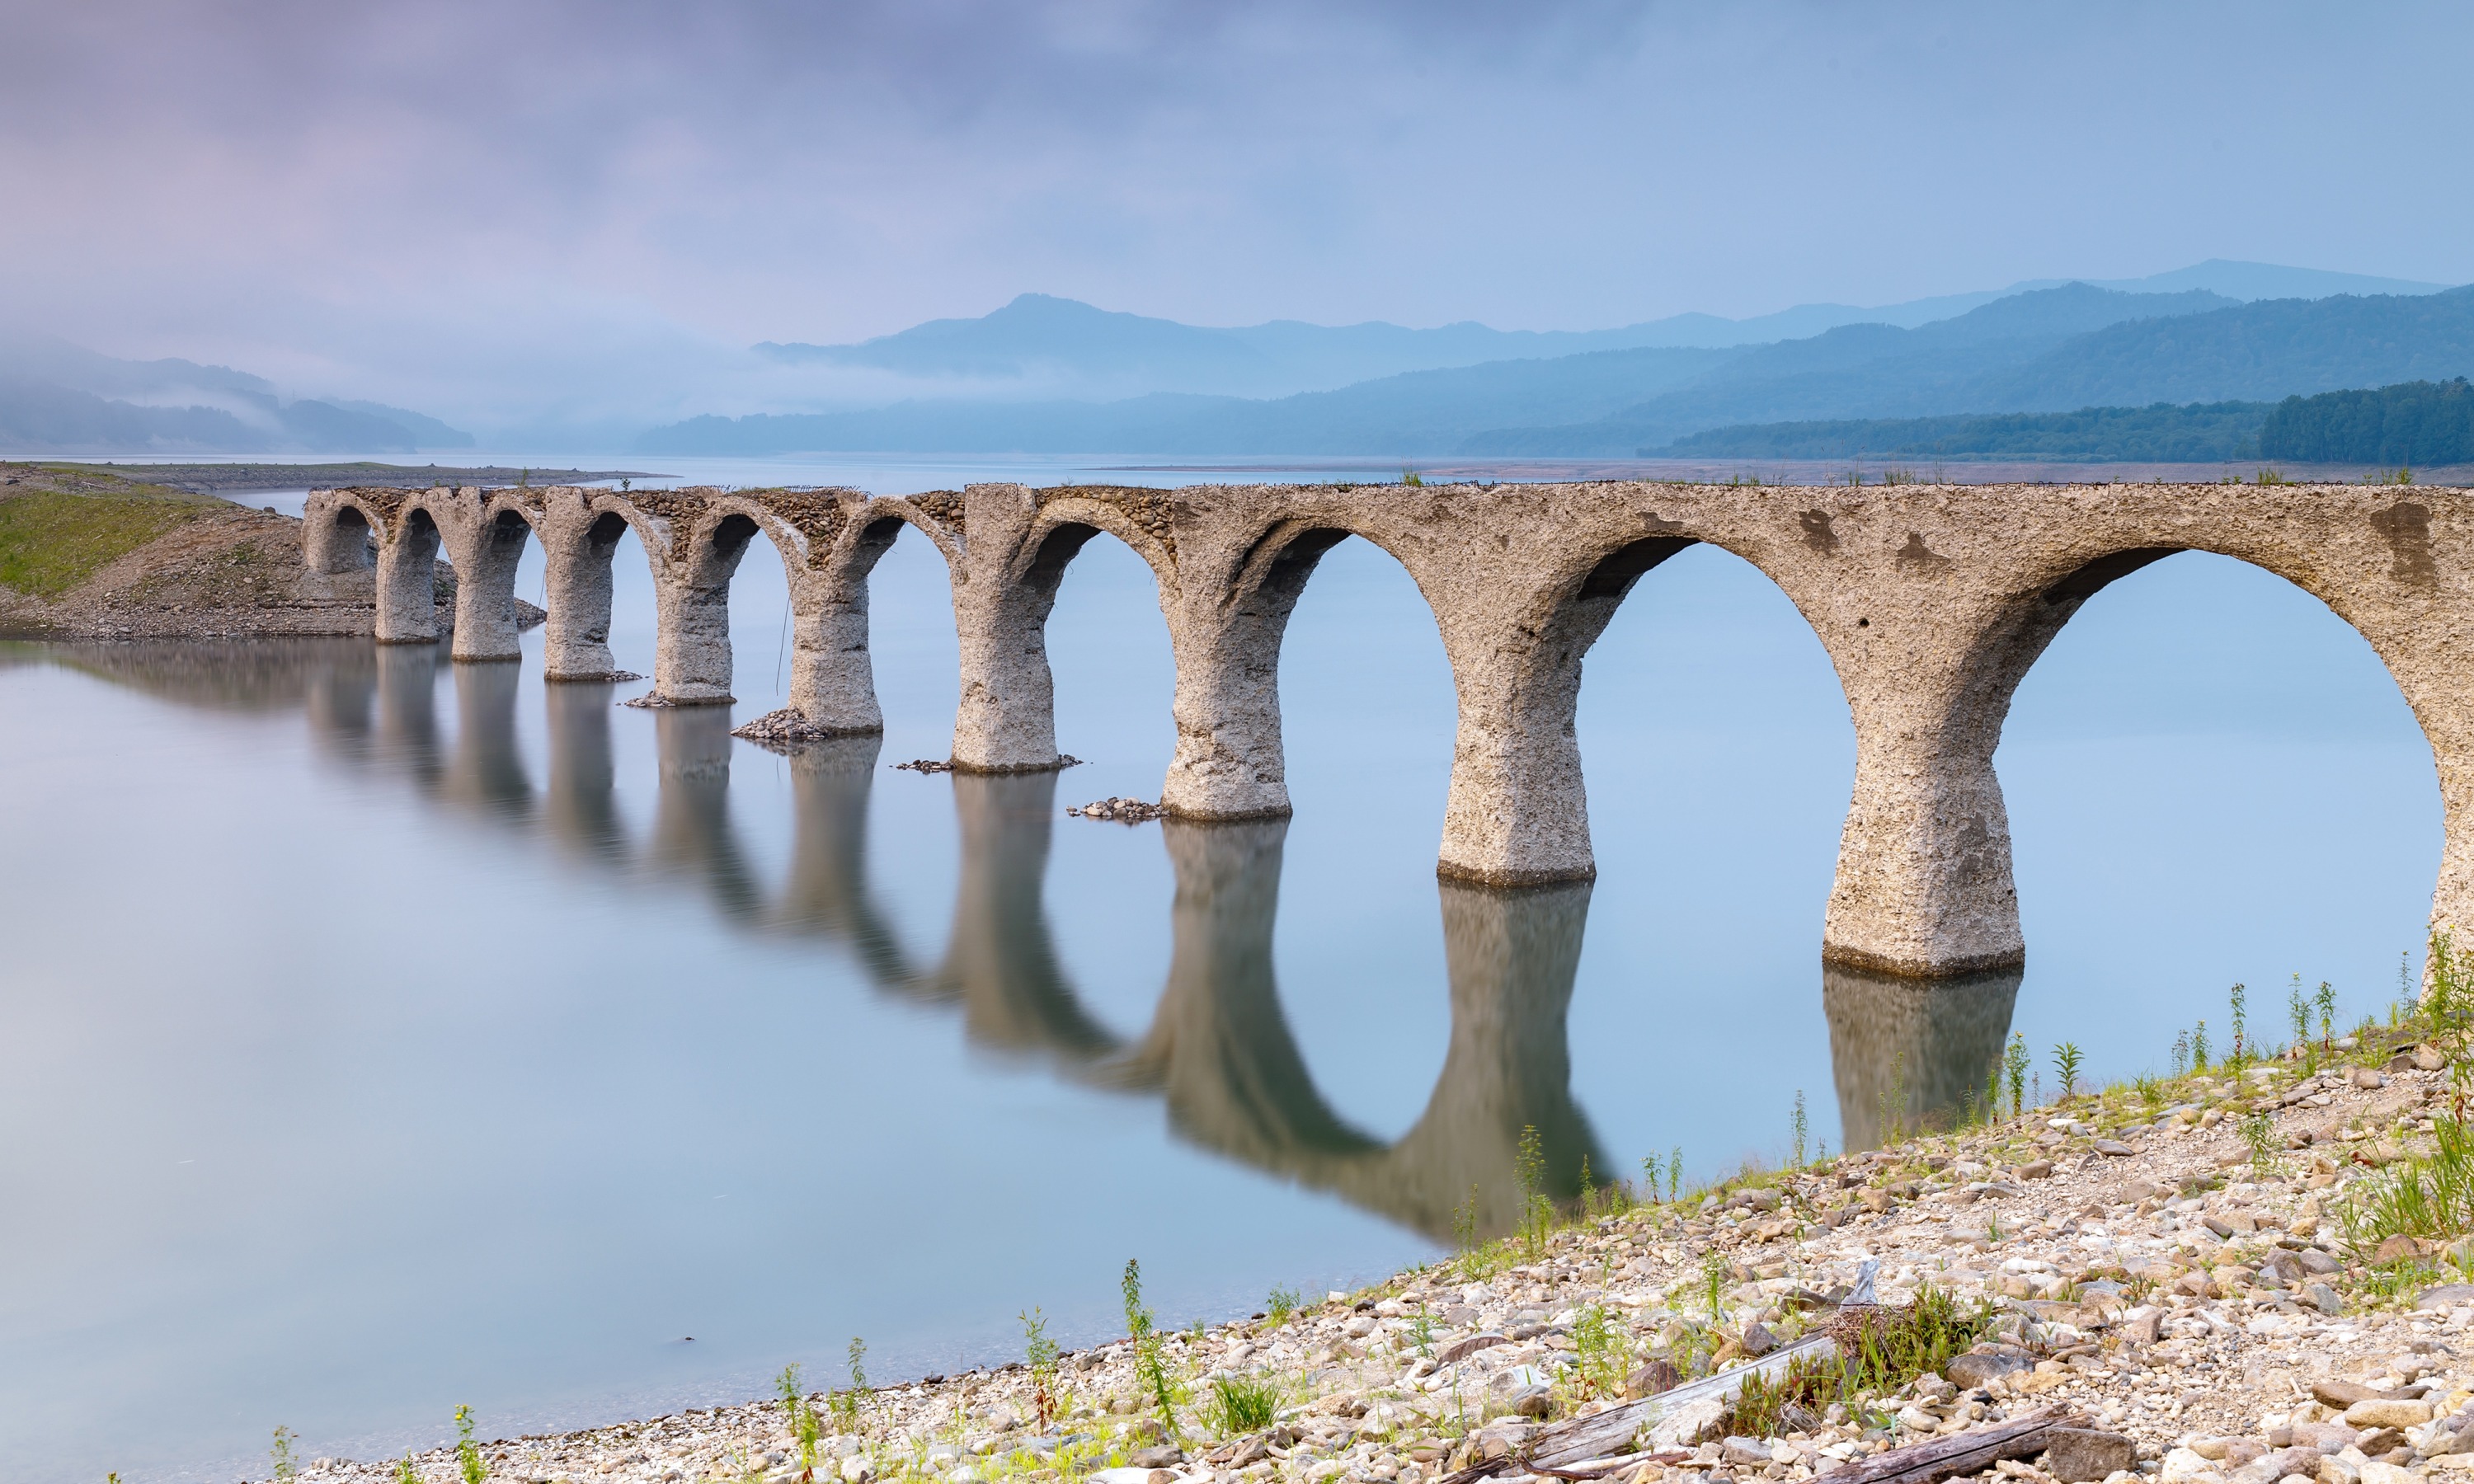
[1161,516,1443,820]
[949,486,1188,772]
[1427,521,1727,886]
[303,495,380,573]
[1812,495,2472,979]
[1960,537,2444,957]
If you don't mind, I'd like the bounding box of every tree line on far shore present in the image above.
[2260,378,2474,466]
[1653,378,2474,467]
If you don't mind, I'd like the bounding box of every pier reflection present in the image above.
[1823,960,2021,1149]
[36,638,2015,1231]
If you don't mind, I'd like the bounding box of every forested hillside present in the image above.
[1658,401,2270,462]
[2260,378,2474,465]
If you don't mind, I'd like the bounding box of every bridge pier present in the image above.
[446,509,531,662]
[780,523,900,735]
[1159,528,1345,819]
[543,504,628,680]
[1433,537,1689,886]
[648,515,756,706]
[374,507,442,644]
[952,486,1074,771]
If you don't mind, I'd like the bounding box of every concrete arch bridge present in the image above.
[301,479,2474,980]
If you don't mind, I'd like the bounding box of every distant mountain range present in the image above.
[754,260,2448,402]
[650,279,2474,459]
[0,337,472,454]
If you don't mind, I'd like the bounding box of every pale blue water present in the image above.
[0,453,2441,1482]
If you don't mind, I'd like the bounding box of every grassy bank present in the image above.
[0,463,223,597]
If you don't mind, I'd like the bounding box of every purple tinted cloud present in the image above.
[0,1,2467,430]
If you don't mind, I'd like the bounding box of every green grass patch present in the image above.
[1716,1284,1993,1438]
[0,486,213,598]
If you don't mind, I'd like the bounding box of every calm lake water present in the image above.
[0,453,2444,1482]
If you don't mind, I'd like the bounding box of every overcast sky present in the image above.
[3,1,2468,427]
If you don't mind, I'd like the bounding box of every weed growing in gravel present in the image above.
[2340,1111,2474,1253]
[2003,1034,2030,1117]
[1567,1303,1626,1402]
[2239,1111,2280,1175]
[1667,1147,1684,1202]
[2320,981,2340,1052]
[455,1407,485,1484]
[1700,1248,1730,1319]
[1021,1308,1062,1431]
[2228,981,2251,1068]
[1121,1260,1183,1437]
[1207,1373,1283,1435]
[1267,1285,1301,1325]
[2052,1042,2085,1101]
[1515,1125,1554,1259]
[2193,1020,2211,1071]
[830,1338,870,1430]
[778,1364,821,1480]
[1409,1306,1435,1359]
[272,1427,299,1484]
[1790,1091,1809,1167]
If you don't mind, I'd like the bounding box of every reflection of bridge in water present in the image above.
[40,638,2022,1232]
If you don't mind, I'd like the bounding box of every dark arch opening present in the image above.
[709,512,760,565]
[1578,535,1698,602]
[404,507,439,538]
[328,505,375,571]
[586,511,628,549]
[2042,546,2181,605]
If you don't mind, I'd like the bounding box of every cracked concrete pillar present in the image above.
[449,509,531,662]
[651,513,758,705]
[374,505,442,644]
[1435,537,1693,886]
[543,506,628,680]
[951,484,1073,770]
[783,517,903,733]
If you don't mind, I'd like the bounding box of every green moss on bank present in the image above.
[0,472,219,598]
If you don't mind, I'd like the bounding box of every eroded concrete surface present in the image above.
[303,481,2474,978]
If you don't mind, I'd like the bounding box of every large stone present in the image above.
[2343,1399,2434,1430]
[1947,1349,2035,1389]
[2044,1430,2138,1482]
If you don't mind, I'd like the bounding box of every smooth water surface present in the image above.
[0,453,2444,1482]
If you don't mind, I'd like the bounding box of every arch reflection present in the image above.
[24,637,2021,1236]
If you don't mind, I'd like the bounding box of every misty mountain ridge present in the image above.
[757,261,2447,403]
[1488,284,2474,455]
[649,282,2277,457]
[0,335,472,454]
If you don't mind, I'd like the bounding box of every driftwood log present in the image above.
[1818,1405,2091,1484]
[1435,1333,1842,1484]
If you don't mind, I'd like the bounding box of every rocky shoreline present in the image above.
[252,1028,2474,1484]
